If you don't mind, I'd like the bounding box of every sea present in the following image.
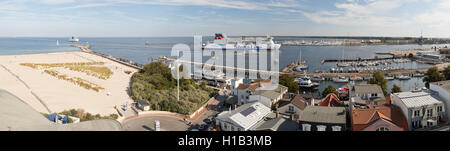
[0,37,448,94]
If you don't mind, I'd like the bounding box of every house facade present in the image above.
[391,90,445,131]
[277,94,309,119]
[248,84,288,108]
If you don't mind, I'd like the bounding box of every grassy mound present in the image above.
[130,62,217,115]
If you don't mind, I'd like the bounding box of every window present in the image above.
[376,127,389,131]
[438,106,443,112]
[317,125,326,131]
[302,124,311,131]
[427,109,433,117]
[371,93,378,97]
[414,110,420,117]
[288,106,294,112]
[427,122,433,127]
[332,126,342,131]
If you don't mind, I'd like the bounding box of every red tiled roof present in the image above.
[290,94,308,110]
[248,83,261,92]
[352,104,408,131]
[237,84,249,90]
[319,94,342,107]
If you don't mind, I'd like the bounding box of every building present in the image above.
[277,94,310,119]
[299,106,347,131]
[251,112,299,131]
[234,79,272,105]
[391,90,445,130]
[351,96,408,131]
[351,84,386,108]
[318,93,343,107]
[215,102,271,131]
[430,81,450,120]
[248,83,288,108]
[136,100,151,111]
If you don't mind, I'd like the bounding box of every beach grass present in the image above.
[44,69,104,92]
[20,62,113,79]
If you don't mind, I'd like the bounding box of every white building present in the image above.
[215,102,271,131]
[430,81,450,120]
[248,84,288,108]
[391,90,445,130]
[234,79,272,105]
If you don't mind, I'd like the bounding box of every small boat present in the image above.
[397,74,411,80]
[337,62,350,67]
[350,75,363,81]
[294,50,308,71]
[311,76,324,82]
[56,40,59,46]
[385,74,395,80]
[68,36,79,43]
[333,76,349,83]
[297,76,319,89]
[145,40,150,46]
[413,72,424,77]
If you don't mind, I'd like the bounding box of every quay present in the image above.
[375,49,436,57]
[72,45,144,70]
[321,56,405,63]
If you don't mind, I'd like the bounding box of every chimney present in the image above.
[234,105,238,110]
[290,114,294,121]
[276,111,279,118]
[385,94,391,105]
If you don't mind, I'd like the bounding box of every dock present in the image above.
[375,49,436,57]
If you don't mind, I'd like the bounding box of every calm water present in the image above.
[0,37,447,93]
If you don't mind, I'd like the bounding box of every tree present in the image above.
[423,66,445,88]
[279,74,299,93]
[443,66,450,80]
[322,85,338,98]
[369,71,388,95]
[408,53,414,59]
[391,84,402,93]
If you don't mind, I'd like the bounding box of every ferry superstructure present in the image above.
[203,33,281,51]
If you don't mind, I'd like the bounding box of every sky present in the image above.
[0,0,448,37]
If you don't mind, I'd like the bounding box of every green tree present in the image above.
[443,66,450,80]
[391,84,402,93]
[369,71,388,95]
[279,74,299,93]
[423,66,445,88]
[322,85,338,98]
[408,53,414,59]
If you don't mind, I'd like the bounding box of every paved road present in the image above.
[122,115,189,131]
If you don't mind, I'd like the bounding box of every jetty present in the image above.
[72,45,143,70]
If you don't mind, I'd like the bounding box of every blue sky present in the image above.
[0,0,448,37]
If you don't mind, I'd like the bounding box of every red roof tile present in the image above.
[352,104,408,131]
[319,94,342,107]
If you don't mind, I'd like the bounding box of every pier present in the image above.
[72,45,144,70]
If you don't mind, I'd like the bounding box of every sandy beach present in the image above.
[0,51,138,116]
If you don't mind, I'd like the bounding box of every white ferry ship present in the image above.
[203,33,281,51]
